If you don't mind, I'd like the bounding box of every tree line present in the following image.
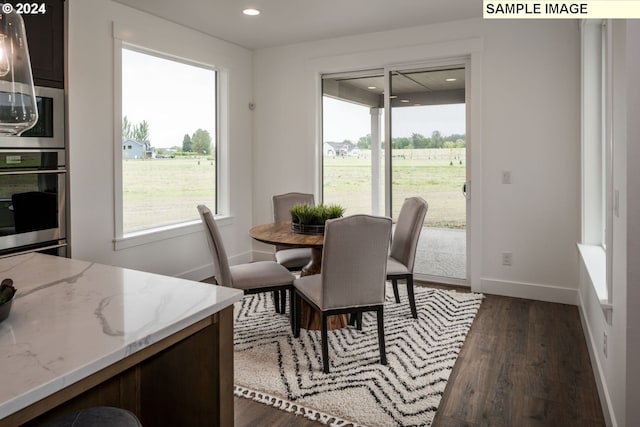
[355,130,466,150]
[122,116,213,155]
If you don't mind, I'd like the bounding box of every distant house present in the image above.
[122,139,151,159]
[323,142,335,157]
[324,141,356,157]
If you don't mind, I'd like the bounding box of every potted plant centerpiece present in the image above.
[290,203,345,235]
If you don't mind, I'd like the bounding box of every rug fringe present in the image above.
[234,385,364,427]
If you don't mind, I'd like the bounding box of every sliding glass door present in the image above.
[322,64,468,283]
[389,67,467,280]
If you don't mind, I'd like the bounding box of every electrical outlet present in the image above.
[502,171,512,184]
[501,252,513,266]
[603,332,608,357]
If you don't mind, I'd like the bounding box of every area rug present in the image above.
[233,284,484,427]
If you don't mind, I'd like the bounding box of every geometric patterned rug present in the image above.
[233,284,483,427]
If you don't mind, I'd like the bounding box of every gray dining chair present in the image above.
[271,192,315,312]
[387,197,428,319]
[293,214,392,373]
[198,205,296,329]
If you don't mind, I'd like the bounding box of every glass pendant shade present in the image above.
[0,7,37,135]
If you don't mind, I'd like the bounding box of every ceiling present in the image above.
[112,0,481,50]
[324,67,466,108]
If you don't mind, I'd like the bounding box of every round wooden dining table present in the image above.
[249,221,349,330]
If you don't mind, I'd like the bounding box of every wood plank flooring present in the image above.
[234,282,606,427]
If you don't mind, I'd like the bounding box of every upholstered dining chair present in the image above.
[293,214,392,373]
[198,205,296,329]
[271,192,315,313]
[387,197,428,319]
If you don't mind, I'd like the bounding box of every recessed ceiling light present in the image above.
[445,78,457,82]
[400,99,410,103]
[389,95,398,99]
[367,86,377,90]
[243,8,260,16]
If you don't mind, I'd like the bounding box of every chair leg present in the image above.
[348,312,357,326]
[294,292,302,338]
[273,290,281,313]
[407,275,417,319]
[280,289,287,314]
[321,313,330,374]
[376,306,387,365]
[356,311,362,330]
[391,279,400,303]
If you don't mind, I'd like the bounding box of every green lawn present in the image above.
[122,148,466,232]
[323,148,467,229]
[122,157,215,232]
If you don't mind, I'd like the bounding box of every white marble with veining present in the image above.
[0,253,243,419]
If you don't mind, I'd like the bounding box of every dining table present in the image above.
[249,221,349,330]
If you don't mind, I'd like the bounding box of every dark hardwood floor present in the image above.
[234,282,606,427]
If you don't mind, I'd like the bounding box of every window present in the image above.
[119,46,217,236]
[580,20,612,310]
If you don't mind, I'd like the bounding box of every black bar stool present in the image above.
[42,407,142,427]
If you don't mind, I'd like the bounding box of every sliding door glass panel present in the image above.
[390,67,467,280]
[322,71,384,216]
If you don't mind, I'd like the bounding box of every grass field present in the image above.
[123,157,215,232]
[324,148,466,229]
[122,148,466,232]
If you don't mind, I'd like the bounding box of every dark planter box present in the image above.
[291,222,325,235]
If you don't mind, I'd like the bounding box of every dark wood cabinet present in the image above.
[20,0,65,88]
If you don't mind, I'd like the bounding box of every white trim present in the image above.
[310,38,483,289]
[577,244,613,322]
[178,250,253,282]
[113,35,124,240]
[578,291,617,427]
[480,278,578,305]
[114,215,234,250]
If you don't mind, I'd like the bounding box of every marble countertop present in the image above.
[0,253,243,419]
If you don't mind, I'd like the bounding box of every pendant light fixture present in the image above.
[0,5,38,135]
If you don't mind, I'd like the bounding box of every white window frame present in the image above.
[579,19,613,319]
[112,29,229,250]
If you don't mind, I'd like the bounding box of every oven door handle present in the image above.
[0,169,66,176]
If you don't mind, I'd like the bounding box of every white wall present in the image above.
[252,19,581,303]
[625,21,640,427]
[67,0,254,277]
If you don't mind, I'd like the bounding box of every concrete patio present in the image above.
[413,227,466,281]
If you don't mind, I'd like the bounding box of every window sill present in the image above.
[114,215,233,250]
[577,243,613,322]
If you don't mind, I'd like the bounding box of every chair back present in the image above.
[272,192,315,251]
[320,214,392,310]
[273,192,315,221]
[389,197,428,271]
[197,204,233,287]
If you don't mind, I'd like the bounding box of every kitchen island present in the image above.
[0,253,243,426]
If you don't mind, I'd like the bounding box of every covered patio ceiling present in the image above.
[323,67,466,109]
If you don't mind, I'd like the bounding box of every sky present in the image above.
[122,48,216,149]
[323,96,466,143]
[122,48,464,148]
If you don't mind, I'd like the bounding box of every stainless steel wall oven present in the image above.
[0,86,67,257]
[0,149,66,256]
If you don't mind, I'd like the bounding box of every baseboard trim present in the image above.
[176,263,213,281]
[479,278,578,305]
[251,249,276,262]
[577,291,616,427]
[177,251,254,282]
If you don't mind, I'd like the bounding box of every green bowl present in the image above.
[0,295,14,323]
